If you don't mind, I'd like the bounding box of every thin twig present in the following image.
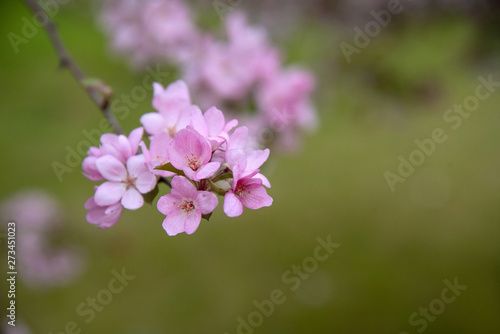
[159,177,172,188]
[23,0,123,135]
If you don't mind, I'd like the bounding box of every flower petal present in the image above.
[245,149,270,173]
[184,211,202,235]
[121,187,144,210]
[135,171,157,194]
[86,202,122,229]
[140,112,166,136]
[227,126,248,151]
[254,173,271,188]
[96,155,127,182]
[190,106,208,137]
[170,176,198,199]
[128,127,144,154]
[126,154,148,178]
[195,191,218,215]
[224,191,244,217]
[157,194,179,216]
[239,183,273,210]
[195,161,221,180]
[204,106,224,136]
[162,212,186,236]
[94,182,126,206]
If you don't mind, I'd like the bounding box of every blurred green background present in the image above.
[1,1,500,333]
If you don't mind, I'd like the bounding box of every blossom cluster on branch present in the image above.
[83,81,272,236]
[99,0,317,152]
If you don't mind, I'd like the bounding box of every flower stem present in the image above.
[158,177,172,188]
[23,0,123,135]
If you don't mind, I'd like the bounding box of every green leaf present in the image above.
[214,171,233,181]
[207,179,228,196]
[155,163,184,176]
[202,212,213,221]
[143,184,159,205]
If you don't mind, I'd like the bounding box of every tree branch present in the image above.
[23,0,123,135]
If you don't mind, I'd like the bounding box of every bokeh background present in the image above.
[1,0,500,333]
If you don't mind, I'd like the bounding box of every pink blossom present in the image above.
[190,106,238,149]
[157,176,218,236]
[84,193,123,229]
[1,189,85,288]
[100,0,199,67]
[94,154,156,210]
[82,127,143,181]
[168,128,221,181]
[184,12,278,107]
[140,81,195,137]
[140,132,176,178]
[257,68,317,149]
[100,127,144,162]
[224,175,273,217]
[225,126,272,187]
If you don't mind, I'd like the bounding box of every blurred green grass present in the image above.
[1,1,500,333]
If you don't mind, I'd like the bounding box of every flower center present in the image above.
[167,126,177,137]
[185,153,201,171]
[235,183,246,196]
[178,200,195,214]
[125,175,136,188]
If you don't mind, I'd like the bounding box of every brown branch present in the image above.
[23,0,123,135]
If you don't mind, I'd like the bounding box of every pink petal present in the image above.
[82,156,104,181]
[84,196,98,210]
[184,211,202,234]
[157,194,179,216]
[227,126,248,151]
[121,187,144,210]
[96,155,127,182]
[86,202,122,228]
[139,141,151,163]
[170,176,198,199]
[150,132,171,161]
[100,133,118,146]
[222,119,239,133]
[168,140,187,170]
[173,104,194,130]
[153,81,190,116]
[195,161,221,180]
[254,173,271,188]
[135,171,157,194]
[117,135,132,160]
[239,183,273,210]
[204,107,224,136]
[183,167,198,181]
[195,191,218,215]
[162,213,186,236]
[170,128,212,168]
[226,149,247,175]
[245,149,270,173]
[95,182,126,206]
[128,127,144,154]
[224,191,244,217]
[140,112,166,136]
[126,154,148,178]
[190,107,208,137]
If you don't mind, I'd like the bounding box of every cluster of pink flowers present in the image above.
[83,80,272,236]
[99,0,317,152]
[99,0,199,67]
[1,190,85,288]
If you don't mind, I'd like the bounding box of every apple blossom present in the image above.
[157,176,218,236]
